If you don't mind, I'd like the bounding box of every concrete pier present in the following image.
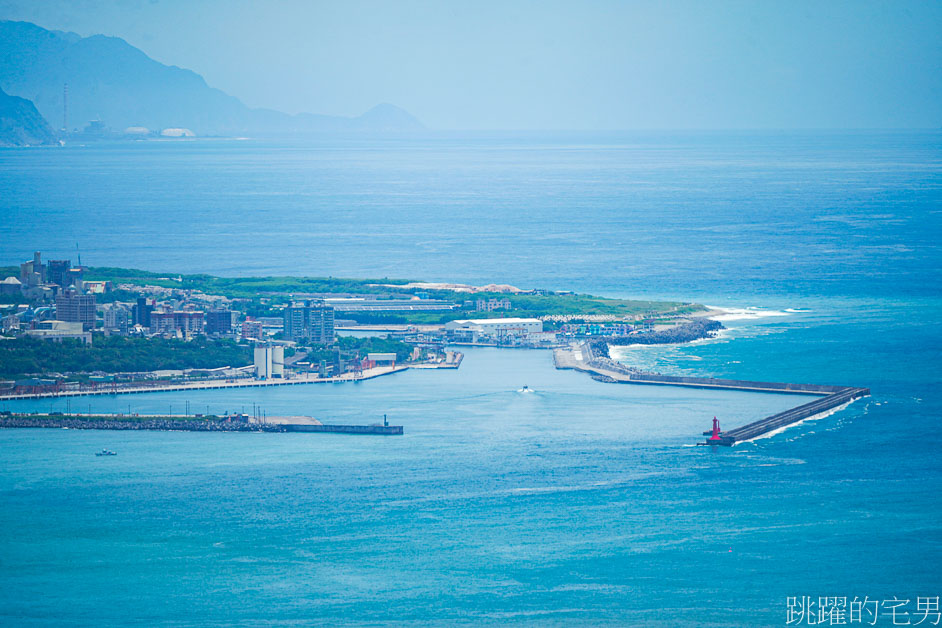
[703,386,869,445]
[284,424,403,435]
[555,343,869,445]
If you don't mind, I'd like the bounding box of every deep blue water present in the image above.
[0,133,940,626]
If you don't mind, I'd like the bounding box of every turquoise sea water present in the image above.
[0,133,940,625]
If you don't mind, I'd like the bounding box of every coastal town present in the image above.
[0,250,720,401]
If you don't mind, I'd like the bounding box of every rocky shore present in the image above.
[590,319,724,356]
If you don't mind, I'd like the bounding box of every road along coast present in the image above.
[0,356,463,401]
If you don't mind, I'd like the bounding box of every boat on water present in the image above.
[95,449,117,456]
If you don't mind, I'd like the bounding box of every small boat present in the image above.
[95,449,117,456]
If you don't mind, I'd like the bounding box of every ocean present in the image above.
[0,132,940,626]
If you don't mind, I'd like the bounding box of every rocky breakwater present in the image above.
[590,319,724,356]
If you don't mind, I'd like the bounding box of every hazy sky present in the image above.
[1,0,940,130]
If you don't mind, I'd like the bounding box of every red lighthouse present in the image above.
[709,417,722,441]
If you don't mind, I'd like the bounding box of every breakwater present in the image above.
[0,415,285,432]
[703,386,869,446]
[0,415,405,435]
[620,373,846,395]
[554,343,869,445]
[285,424,404,435]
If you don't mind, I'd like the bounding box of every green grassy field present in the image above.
[81,267,703,322]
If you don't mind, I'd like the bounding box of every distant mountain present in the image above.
[0,85,56,146]
[0,20,424,136]
[351,103,425,131]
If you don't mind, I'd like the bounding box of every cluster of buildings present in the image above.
[1,252,108,302]
[1,256,344,350]
[0,253,229,342]
[107,300,337,342]
[0,252,111,341]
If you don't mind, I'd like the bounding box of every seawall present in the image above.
[708,387,870,445]
[555,343,869,445]
[0,415,285,432]
[284,424,403,435]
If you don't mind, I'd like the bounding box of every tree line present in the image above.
[0,336,252,379]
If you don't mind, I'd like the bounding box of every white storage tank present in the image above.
[254,346,272,379]
[272,345,284,377]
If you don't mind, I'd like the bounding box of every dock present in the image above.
[555,343,869,445]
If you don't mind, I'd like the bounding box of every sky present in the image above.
[0,0,940,130]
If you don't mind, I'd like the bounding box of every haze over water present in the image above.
[2,132,939,300]
[1,132,940,625]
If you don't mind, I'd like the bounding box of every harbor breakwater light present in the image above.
[554,342,869,446]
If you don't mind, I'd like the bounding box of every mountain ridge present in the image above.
[0,84,57,146]
[0,20,424,136]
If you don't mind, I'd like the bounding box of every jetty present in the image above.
[0,414,286,432]
[284,424,403,435]
[555,343,869,446]
[0,412,405,435]
[701,386,869,445]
